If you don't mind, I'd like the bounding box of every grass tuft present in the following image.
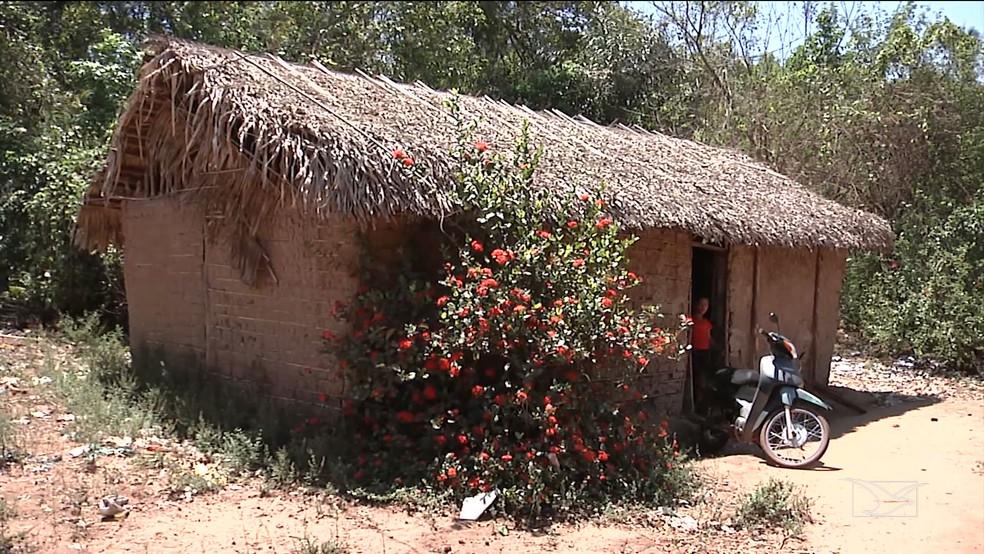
[736,478,812,533]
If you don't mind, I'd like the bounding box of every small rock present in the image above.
[667,515,699,532]
[56,414,77,422]
[67,445,91,458]
[931,417,938,422]
[30,409,51,419]
[33,376,53,386]
[97,495,129,519]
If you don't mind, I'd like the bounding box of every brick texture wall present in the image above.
[122,198,367,413]
[122,199,207,370]
[122,199,695,417]
[624,229,693,417]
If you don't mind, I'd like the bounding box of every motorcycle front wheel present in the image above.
[759,406,830,468]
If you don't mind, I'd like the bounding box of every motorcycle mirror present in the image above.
[768,312,781,334]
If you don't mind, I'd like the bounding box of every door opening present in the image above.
[688,245,728,413]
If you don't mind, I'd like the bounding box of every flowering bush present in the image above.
[325,102,692,519]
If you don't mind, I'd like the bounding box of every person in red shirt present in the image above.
[690,297,714,412]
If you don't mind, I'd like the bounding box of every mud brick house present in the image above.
[74,38,892,417]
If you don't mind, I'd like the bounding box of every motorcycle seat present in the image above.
[730,368,759,385]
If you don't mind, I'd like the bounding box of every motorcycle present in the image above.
[695,312,832,468]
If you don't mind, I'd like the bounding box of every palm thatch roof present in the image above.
[75,37,893,253]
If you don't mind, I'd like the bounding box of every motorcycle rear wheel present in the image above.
[759,406,830,468]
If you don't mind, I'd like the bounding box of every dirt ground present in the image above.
[2,335,983,554]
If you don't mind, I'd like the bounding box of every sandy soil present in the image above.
[2,336,982,554]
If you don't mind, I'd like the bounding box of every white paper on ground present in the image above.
[458,490,498,521]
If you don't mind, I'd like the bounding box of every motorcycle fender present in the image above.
[794,388,833,410]
[778,386,832,410]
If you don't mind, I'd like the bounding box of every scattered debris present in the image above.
[97,495,130,520]
[0,376,26,393]
[67,445,91,458]
[104,436,133,448]
[56,414,76,422]
[33,375,53,386]
[458,490,498,521]
[666,514,699,532]
[30,409,50,419]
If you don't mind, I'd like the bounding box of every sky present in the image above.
[626,1,983,59]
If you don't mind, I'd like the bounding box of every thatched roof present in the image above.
[75,38,893,253]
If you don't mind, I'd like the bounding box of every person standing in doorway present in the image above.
[690,297,714,412]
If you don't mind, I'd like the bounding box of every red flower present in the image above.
[480,278,499,288]
[438,358,451,372]
[471,240,484,253]
[396,411,415,424]
[398,338,413,351]
[392,148,406,160]
[501,454,513,463]
[447,467,458,478]
[489,307,503,317]
[476,286,488,296]
[513,305,526,314]
[491,249,512,265]
[537,230,552,239]
[436,295,450,307]
[402,157,415,167]
[547,415,558,426]
[627,271,640,282]
[595,217,613,229]
[321,330,336,341]
[595,199,605,208]
[598,451,609,462]
[600,297,613,308]
[435,435,447,446]
[318,392,327,402]
[573,258,585,268]
[605,288,618,298]
[579,193,591,202]
[423,385,438,401]
[472,385,485,397]
[420,330,432,341]
[515,390,528,403]
[566,220,578,229]
[637,356,649,366]
[449,365,460,378]
[545,427,557,437]
[555,345,570,358]
[582,450,597,463]
[458,307,471,318]
[474,140,489,153]
[480,451,491,462]
[457,434,469,445]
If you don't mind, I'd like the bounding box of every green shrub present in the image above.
[324,103,693,520]
[842,190,984,374]
[737,478,812,533]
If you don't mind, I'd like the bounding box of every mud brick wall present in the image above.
[121,197,374,414]
[202,209,363,412]
[122,198,207,371]
[625,228,693,417]
[122,197,696,417]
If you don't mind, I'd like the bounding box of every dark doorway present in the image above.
[688,245,728,412]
